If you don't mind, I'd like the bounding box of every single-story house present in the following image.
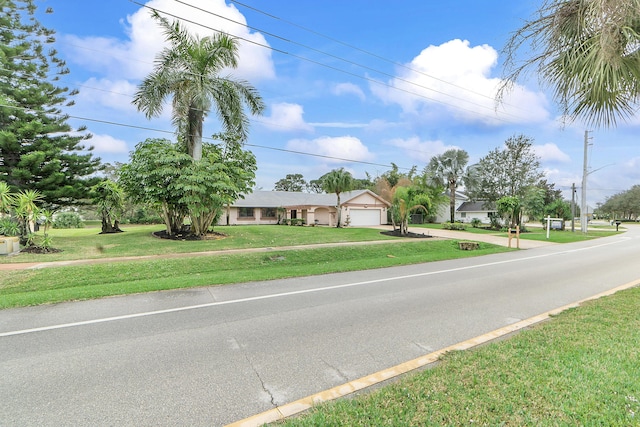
[456,201,496,224]
[218,190,391,227]
[434,190,469,223]
[434,191,497,224]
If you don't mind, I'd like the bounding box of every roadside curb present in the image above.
[226,278,640,427]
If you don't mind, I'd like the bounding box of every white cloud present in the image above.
[387,136,460,163]
[534,143,571,163]
[75,78,138,113]
[63,0,275,82]
[370,39,549,125]
[332,82,365,100]
[287,136,373,164]
[261,103,314,132]
[87,134,130,154]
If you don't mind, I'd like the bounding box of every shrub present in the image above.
[53,212,84,229]
[442,221,467,230]
[122,208,163,225]
[0,217,20,236]
[470,218,482,228]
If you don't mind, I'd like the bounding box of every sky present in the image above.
[36,0,640,210]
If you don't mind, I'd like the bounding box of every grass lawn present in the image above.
[0,224,401,263]
[0,230,510,308]
[281,285,640,426]
[413,223,621,243]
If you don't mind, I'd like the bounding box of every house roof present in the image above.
[457,201,495,212]
[234,190,390,208]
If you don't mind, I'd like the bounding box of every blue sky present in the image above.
[38,0,640,209]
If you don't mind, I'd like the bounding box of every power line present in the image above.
[228,0,527,111]
[0,63,452,162]
[130,0,525,125]
[0,103,412,170]
[169,0,524,121]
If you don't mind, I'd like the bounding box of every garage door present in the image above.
[349,209,382,226]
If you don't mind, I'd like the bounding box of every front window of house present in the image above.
[261,208,277,218]
[238,207,254,218]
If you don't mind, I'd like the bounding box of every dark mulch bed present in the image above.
[380,230,432,238]
[152,230,227,241]
[20,246,63,254]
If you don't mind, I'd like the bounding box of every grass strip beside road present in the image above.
[414,223,620,242]
[0,225,401,263]
[0,240,509,309]
[281,285,640,426]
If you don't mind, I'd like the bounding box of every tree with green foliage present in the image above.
[120,137,257,237]
[500,0,640,128]
[0,0,101,207]
[12,188,42,245]
[545,198,572,223]
[133,11,265,161]
[377,163,417,188]
[0,181,13,216]
[425,149,475,223]
[470,135,545,224]
[119,139,191,236]
[391,186,431,236]
[90,180,125,234]
[322,168,354,227]
[598,185,640,220]
[274,174,307,192]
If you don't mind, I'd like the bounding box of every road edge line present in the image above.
[226,278,640,427]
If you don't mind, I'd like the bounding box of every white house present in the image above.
[456,201,496,224]
[434,190,469,223]
[218,190,391,227]
[433,191,496,224]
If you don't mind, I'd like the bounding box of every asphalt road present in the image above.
[1,225,639,426]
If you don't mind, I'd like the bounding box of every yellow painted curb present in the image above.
[226,279,640,427]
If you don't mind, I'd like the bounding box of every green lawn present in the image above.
[0,224,400,263]
[413,223,620,243]
[281,285,640,426]
[0,228,510,308]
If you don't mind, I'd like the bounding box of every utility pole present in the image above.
[571,182,576,232]
[581,130,591,234]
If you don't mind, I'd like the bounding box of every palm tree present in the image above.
[425,149,473,223]
[322,168,354,227]
[13,189,43,245]
[500,0,640,128]
[133,11,265,160]
[90,180,125,234]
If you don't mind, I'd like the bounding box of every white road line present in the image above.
[0,239,625,338]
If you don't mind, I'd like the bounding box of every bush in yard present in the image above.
[470,218,482,228]
[53,212,84,229]
[442,221,467,230]
[0,217,20,236]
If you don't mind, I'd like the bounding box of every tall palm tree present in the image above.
[500,0,640,128]
[426,149,473,223]
[133,11,265,160]
[322,168,354,227]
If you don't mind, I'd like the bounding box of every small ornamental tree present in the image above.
[391,186,432,236]
[90,180,125,234]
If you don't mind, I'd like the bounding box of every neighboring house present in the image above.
[457,201,496,224]
[433,191,496,224]
[434,190,469,223]
[219,190,391,227]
